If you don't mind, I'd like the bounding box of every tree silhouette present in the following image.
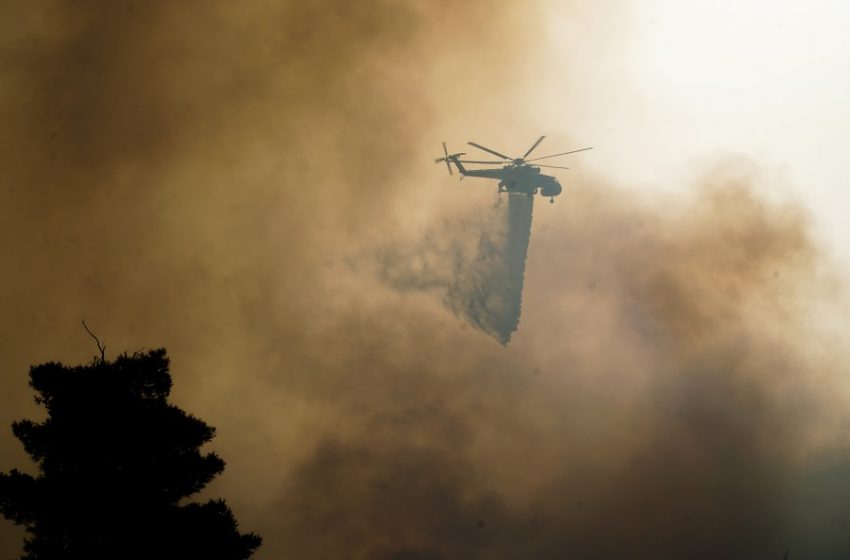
[0,349,261,559]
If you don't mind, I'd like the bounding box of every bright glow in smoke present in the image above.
[539,0,850,263]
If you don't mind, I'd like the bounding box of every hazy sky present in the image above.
[2,2,850,559]
[542,0,850,262]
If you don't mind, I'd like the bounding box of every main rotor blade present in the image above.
[467,142,514,161]
[457,160,506,164]
[526,146,593,162]
[522,135,546,159]
[536,164,570,170]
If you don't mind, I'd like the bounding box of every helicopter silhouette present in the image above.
[435,136,591,203]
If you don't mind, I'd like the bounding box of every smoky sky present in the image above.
[2,1,850,559]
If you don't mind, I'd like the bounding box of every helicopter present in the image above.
[435,136,592,203]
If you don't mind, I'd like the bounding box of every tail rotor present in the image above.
[435,141,465,176]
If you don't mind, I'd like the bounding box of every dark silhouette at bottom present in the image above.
[0,349,261,559]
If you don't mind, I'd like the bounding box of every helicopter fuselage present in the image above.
[436,137,591,202]
[450,158,562,198]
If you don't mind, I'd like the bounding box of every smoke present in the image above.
[3,1,850,559]
[260,175,850,560]
[375,193,533,344]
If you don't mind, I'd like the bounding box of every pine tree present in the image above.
[0,349,262,559]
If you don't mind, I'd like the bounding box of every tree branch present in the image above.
[81,320,106,362]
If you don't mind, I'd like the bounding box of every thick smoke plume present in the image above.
[377,193,533,344]
[267,177,850,560]
[2,2,850,559]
